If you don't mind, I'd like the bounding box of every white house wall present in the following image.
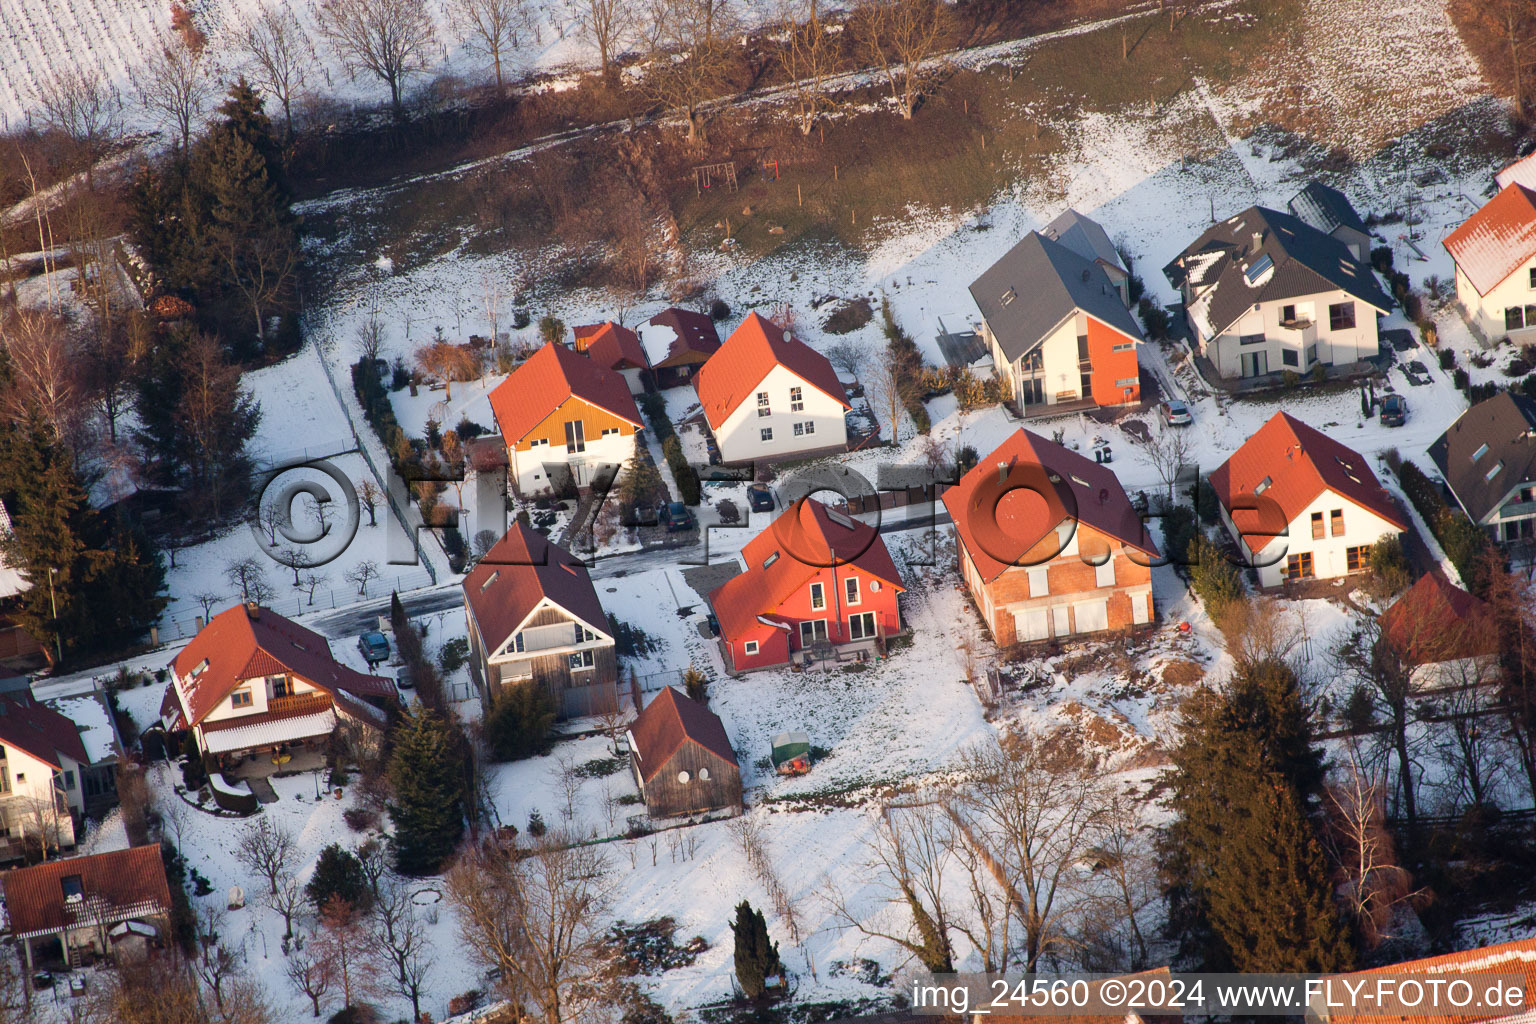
[1204,288,1381,379]
[1455,258,1536,343]
[1240,489,1401,587]
[985,312,1089,406]
[510,433,637,495]
[714,364,848,463]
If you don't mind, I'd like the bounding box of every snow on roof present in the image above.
[1498,150,1536,191]
[636,321,680,368]
[209,773,254,799]
[1444,184,1536,296]
[45,692,119,764]
[200,708,339,754]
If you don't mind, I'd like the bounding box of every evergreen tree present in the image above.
[0,412,165,661]
[483,681,556,761]
[387,708,467,874]
[1163,659,1352,973]
[306,843,371,911]
[731,901,783,1000]
[683,664,708,704]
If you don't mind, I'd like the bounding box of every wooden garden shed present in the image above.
[627,687,742,819]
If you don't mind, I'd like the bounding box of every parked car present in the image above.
[629,503,659,527]
[1159,399,1193,426]
[1380,393,1408,427]
[747,485,775,512]
[659,502,696,532]
[357,631,391,665]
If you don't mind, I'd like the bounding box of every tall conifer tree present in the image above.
[387,708,466,874]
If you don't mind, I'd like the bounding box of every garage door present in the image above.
[1073,599,1109,634]
[1014,608,1049,642]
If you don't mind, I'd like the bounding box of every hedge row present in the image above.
[640,393,701,506]
[1397,459,1493,595]
[353,358,411,466]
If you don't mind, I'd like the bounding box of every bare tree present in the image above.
[358,478,383,527]
[344,559,382,596]
[265,873,306,942]
[414,339,478,398]
[285,939,334,1017]
[31,65,122,189]
[372,878,436,1021]
[778,0,838,134]
[953,734,1108,972]
[853,0,950,120]
[868,344,908,446]
[1093,790,1156,970]
[354,315,386,364]
[314,897,384,1010]
[1145,421,1193,501]
[825,339,865,378]
[642,0,738,142]
[318,0,438,120]
[299,571,329,605]
[448,0,527,88]
[238,4,316,142]
[236,817,297,895]
[444,835,616,1024]
[134,37,216,152]
[225,557,274,604]
[1323,759,1420,950]
[0,307,81,438]
[194,906,242,1011]
[576,0,634,84]
[824,803,955,972]
[480,271,505,344]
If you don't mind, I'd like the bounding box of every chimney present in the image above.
[1251,231,1263,253]
[997,461,1010,483]
[245,602,260,620]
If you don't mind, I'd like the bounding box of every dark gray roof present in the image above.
[1429,391,1536,524]
[1161,206,1391,339]
[1040,209,1125,274]
[970,233,1143,363]
[1288,181,1368,236]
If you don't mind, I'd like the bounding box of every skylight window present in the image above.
[1254,476,1272,495]
[191,658,209,678]
[1243,254,1274,284]
[1070,474,1090,488]
[825,508,857,530]
[480,570,500,591]
[1486,461,1505,482]
[1001,288,1017,306]
[1472,443,1490,462]
[763,551,780,569]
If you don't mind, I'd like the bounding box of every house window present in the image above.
[761,428,773,441]
[744,641,759,656]
[1077,335,1090,362]
[1305,344,1318,364]
[1330,509,1344,537]
[1281,348,1299,367]
[601,427,620,437]
[1311,511,1325,539]
[1094,558,1115,588]
[757,392,771,417]
[845,577,860,605]
[270,676,294,698]
[1027,566,1049,597]
[564,420,586,453]
[569,650,595,669]
[1346,545,1371,572]
[1255,476,1272,494]
[1112,341,1135,352]
[802,421,815,435]
[529,437,550,447]
[1328,302,1356,330]
[1285,552,1314,580]
[0,769,10,795]
[230,688,254,709]
[1508,307,1526,331]
[60,771,74,791]
[1115,377,1138,388]
[1239,334,1266,346]
[573,623,595,644]
[809,582,825,610]
[1529,267,1536,289]
[850,612,877,640]
[1282,304,1297,322]
[790,387,804,411]
[512,633,524,653]
[799,620,828,646]
[763,551,780,569]
[794,422,804,436]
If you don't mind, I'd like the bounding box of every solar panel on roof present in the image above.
[1244,254,1274,283]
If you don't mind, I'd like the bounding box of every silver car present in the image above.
[1159,399,1193,426]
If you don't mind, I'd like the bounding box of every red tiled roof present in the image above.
[1325,937,1536,1024]
[582,321,648,371]
[694,314,849,430]
[488,341,642,446]
[1444,183,1536,295]
[3,843,173,938]
[1381,569,1497,665]
[166,605,396,729]
[1209,411,1406,553]
[643,308,720,367]
[941,429,1159,583]
[462,523,611,654]
[0,693,89,768]
[628,686,736,782]
[709,498,904,642]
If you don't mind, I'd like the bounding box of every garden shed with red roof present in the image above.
[627,687,742,819]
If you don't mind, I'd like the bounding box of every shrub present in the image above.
[1439,348,1456,370]
[1368,536,1412,595]
[1310,362,1327,383]
[1468,381,1499,404]
[683,664,708,703]
[1188,533,1245,624]
[343,807,380,832]
[1137,297,1171,340]
[527,809,546,836]
[390,357,410,390]
[663,435,701,505]
[438,637,470,674]
[709,299,731,321]
[640,392,674,442]
[823,297,874,334]
[512,309,531,329]
[1160,506,1198,571]
[484,682,556,761]
[1191,477,1221,526]
[1371,245,1394,273]
[1398,459,1494,595]
[455,417,487,440]
[1453,367,1470,391]
[305,843,370,911]
[1344,683,1376,733]
[538,315,566,346]
[1282,369,1300,387]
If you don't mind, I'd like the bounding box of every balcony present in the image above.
[269,692,332,716]
[1277,318,1316,344]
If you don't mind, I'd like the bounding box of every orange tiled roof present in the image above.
[583,321,648,371]
[3,844,172,938]
[1444,184,1536,296]
[693,314,848,430]
[1326,937,1536,1024]
[488,341,642,446]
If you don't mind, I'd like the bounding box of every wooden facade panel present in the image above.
[514,397,638,451]
[639,741,742,819]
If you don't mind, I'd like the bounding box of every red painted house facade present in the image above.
[709,498,905,672]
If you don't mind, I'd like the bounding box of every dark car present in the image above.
[357,631,391,665]
[747,486,775,513]
[659,502,696,532]
[1380,394,1408,427]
